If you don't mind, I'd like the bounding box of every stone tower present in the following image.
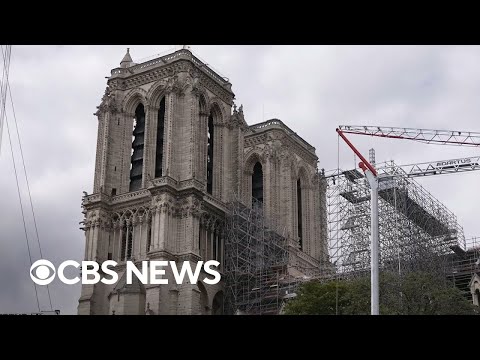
[78,48,329,315]
[79,48,241,315]
[241,119,329,266]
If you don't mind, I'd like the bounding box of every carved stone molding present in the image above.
[121,87,148,114]
[95,86,120,116]
[245,130,317,167]
[200,212,225,232]
[113,60,234,105]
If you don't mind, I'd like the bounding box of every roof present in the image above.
[120,48,133,67]
[469,273,480,288]
[248,119,316,154]
[110,48,233,94]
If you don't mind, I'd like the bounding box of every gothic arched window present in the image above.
[297,178,303,250]
[120,221,134,261]
[155,97,166,178]
[129,104,145,192]
[252,162,263,204]
[146,217,152,253]
[207,113,214,194]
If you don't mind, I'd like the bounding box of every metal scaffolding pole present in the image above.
[223,194,299,315]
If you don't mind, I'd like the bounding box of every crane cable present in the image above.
[1,45,54,312]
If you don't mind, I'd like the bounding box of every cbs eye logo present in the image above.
[30,260,56,285]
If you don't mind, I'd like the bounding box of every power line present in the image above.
[5,113,41,313]
[7,76,53,311]
[1,45,52,312]
[2,45,42,312]
[0,45,12,156]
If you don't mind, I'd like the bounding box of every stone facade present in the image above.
[470,273,480,306]
[78,48,329,315]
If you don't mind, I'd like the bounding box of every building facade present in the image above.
[78,48,329,315]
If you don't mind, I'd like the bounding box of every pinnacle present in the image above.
[120,48,133,67]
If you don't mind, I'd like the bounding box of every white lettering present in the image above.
[150,261,168,284]
[57,260,80,285]
[203,260,221,285]
[101,260,118,285]
[171,261,203,284]
[81,261,100,285]
[127,261,149,284]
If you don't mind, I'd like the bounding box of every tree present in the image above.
[283,271,478,315]
[396,272,476,315]
[283,280,349,315]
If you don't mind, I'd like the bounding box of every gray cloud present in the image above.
[1,45,479,314]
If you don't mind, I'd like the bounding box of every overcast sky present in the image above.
[1,45,479,315]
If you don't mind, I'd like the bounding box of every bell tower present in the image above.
[78,48,246,315]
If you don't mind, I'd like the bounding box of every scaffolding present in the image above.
[327,160,465,279]
[223,159,477,314]
[446,237,480,297]
[223,196,299,315]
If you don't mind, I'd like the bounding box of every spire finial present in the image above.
[120,48,133,68]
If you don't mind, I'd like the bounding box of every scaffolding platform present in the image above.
[327,161,466,279]
[378,186,450,237]
[224,196,299,315]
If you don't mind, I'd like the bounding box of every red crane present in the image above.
[335,125,480,316]
[337,125,480,147]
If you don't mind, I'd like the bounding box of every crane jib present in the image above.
[436,158,473,167]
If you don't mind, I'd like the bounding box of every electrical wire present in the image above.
[5,113,41,313]
[0,45,12,156]
[7,77,53,311]
[1,45,52,312]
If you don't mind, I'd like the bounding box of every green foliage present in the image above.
[283,280,348,315]
[284,271,478,315]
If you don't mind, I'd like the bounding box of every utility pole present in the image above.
[360,163,379,315]
[336,128,380,315]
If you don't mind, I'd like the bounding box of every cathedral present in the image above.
[78,47,329,315]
